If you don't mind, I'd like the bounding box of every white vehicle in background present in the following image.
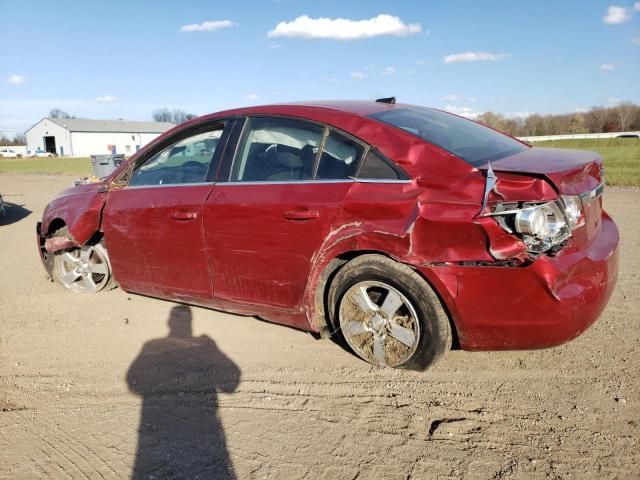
[26,149,56,158]
[0,148,21,157]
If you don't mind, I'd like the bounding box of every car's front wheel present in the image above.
[53,242,114,293]
[328,254,451,371]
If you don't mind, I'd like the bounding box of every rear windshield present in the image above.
[369,107,528,167]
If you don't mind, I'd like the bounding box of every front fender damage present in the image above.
[41,185,108,253]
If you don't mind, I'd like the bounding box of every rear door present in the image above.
[203,116,366,309]
[102,120,232,301]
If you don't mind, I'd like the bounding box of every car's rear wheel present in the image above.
[328,254,451,371]
[53,243,113,293]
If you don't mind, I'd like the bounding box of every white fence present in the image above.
[518,131,640,142]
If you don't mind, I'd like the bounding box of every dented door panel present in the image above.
[102,185,214,299]
[203,182,352,311]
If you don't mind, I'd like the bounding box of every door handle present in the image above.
[170,211,198,221]
[283,209,320,221]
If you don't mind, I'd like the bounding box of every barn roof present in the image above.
[47,117,175,133]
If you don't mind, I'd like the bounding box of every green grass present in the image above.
[535,138,640,186]
[0,157,91,175]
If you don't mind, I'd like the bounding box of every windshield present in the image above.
[369,106,528,167]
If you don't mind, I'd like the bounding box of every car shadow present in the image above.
[126,305,241,479]
[0,201,31,226]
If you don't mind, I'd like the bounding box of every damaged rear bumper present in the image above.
[419,212,619,350]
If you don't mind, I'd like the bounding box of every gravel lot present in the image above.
[1,174,638,479]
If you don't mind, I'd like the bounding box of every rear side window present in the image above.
[231,117,323,182]
[369,107,528,167]
[316,132,365,180]
[358,150,409,180]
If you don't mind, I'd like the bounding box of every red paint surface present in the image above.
[37,101,620,351]
[102,185,214,300]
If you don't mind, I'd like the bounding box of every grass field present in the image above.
[0,157,91,175]
[535,138,640,186]
[0,138,638,185]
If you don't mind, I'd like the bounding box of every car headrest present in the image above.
[276,151,303,168]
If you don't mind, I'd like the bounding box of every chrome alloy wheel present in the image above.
[55,244,110,293]
[338,281,421,367]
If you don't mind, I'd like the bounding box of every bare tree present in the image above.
[476,112,508,132]
[49,108,74,119]
[584,107,608,133]
[152,108,196,124]
[152,108,173,123]
[13,133,26,145]
[616,102,635,131]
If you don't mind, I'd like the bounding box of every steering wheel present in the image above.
[180,160,209,182]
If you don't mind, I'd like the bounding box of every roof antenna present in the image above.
[376,96,396,104]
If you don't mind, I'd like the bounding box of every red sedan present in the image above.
[36,100,619,370]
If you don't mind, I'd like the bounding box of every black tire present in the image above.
[328,254,451,371]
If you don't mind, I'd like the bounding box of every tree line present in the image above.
[476,102,640,137]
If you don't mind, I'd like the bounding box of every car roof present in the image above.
[201,100,412,122]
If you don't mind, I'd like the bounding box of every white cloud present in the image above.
[443,51,510,64]
[635,1,640,10]
[442,94,459,102]
[350,70,366,80]
[7,74,24,84]
[380,66,396,77]
[267,43,282,48]
[321,75,339,84]
[416,59,425,66]
[603,5,631,24]
[96,95,117,103]
[246,93,259,100]
[404,69,415,75]
[442,105,481,119]
[600,63,616,71]
[633,36,640,44]
[180,20,236,32]
[267,14,421,40]
[607,97,622,104]
[574,107,589,113]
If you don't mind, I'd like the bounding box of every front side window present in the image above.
[130,127,224,186]
[231,117,324,182]
[369,107,528,167]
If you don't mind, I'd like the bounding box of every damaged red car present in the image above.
[37,100,619,370]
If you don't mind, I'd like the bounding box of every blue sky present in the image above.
[1,0,639,135]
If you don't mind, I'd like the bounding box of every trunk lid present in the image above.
[479,147,603,195]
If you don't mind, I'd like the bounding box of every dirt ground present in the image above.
[0,174,638,480]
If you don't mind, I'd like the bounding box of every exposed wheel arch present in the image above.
[313,250,460,349]
[326,253,452,370]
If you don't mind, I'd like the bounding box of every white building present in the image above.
[25,118,175,157]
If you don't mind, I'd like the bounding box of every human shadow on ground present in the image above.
[127,305,241,479]
[0,201,31,226]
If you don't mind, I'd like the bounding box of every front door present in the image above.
[44,136,56,154]
[203,116,365,309]
[102,122,230,301]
